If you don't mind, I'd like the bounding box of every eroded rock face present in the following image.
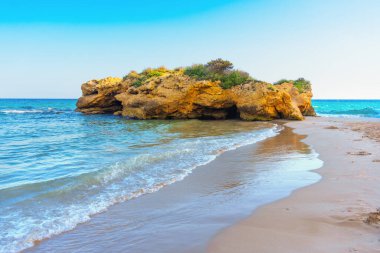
[76,77,123,114]
[115,74,234,119]
[76,75,315,121]
[229,83,304,120]
[277,82,316,116]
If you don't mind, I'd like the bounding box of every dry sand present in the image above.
[208,117,380,253]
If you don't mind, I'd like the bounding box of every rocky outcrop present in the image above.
[76,77,123,114]
[229,83,304,120]
[277,82,316,116]
[114,74,235,119]
[76,69,316,121]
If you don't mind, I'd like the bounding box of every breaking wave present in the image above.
[0,123,281,253]
[0,108,71,114]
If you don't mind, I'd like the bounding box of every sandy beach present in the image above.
[208,117,380,253]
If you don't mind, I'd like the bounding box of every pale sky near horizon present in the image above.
[0,0,379,99]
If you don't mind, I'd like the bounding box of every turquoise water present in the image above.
[313,99,380,118]
[0,98,377,252]
[0,99,279,253]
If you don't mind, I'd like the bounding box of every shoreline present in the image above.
[25,122,321,253]
[19,116,380,253]
[208,116,380,253]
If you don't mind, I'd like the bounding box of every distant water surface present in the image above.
[313,99,380,118]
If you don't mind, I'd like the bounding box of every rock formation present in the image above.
[76,61,316,121]
[76,77,123,114]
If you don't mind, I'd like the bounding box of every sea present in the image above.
[0,99,378,253]
[313,99,380,118]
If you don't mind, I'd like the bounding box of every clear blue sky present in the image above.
[1,0,379,98]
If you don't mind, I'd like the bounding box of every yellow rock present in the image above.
[76,77,122,114]
[77,74,315,121]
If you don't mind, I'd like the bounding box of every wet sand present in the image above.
[208,117,380,253]
[27,125,322,253]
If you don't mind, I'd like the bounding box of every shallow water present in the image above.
[27,127,322,253]
[0,99,280,253]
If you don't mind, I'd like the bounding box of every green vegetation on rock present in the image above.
[183,64,209,80]
[273,79,291,85]
[293,78,311,93]
[184,59,252,89]
[273,78,311,93]
[123,67,174,87]
[218,70,251,89]
[120,59,311,92]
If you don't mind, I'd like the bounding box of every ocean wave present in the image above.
[318,107,380,117]
[0,109,45,114]
[317,113,363,118]
[0,125,281,253]
[0,108,71,115]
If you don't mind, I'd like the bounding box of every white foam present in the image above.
[318,113,363,118]
[0,109,44,114]
[0,125,281,253]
